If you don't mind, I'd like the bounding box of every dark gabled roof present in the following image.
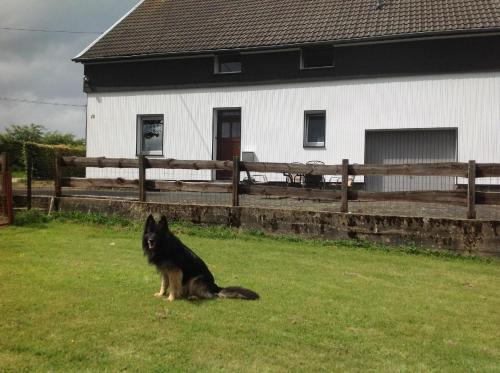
[75,0,500,61]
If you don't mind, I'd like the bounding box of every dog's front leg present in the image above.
[154,271,169,298]
[167,268,183,302]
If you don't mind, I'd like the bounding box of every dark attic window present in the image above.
[215,54,242,74]
[301,46,335,69]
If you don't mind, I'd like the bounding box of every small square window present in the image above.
[137,115,164,155]
[304,111,326,148]
[301,47,335,69]
[215,54,242,74]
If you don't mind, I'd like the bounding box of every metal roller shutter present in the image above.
[365,129,458,192]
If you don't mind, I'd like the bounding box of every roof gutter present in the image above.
[73,27,500,64]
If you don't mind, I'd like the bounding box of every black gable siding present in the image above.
[83,35,500,93]
[341,36,500,75]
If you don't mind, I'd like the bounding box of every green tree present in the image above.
[0,124,46,170]
[43,131,85,146]
[0,123,45,144]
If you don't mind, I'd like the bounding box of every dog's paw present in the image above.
[167,294,175,302]
[154,292,165,298]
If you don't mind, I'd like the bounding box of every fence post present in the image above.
[232,156,240,207]
[467,160,476,219]
[0,152,7,173]
[26,150,33,210]
[340,159,349,213]
[1,153,13,225]
[6,171,13,225]
[54,153,62,199]
[139,155,147,202]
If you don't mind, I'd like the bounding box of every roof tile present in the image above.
[78,0,500,60]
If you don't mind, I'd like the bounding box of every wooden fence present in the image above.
[34,155,500,220]
[0,153,13,226]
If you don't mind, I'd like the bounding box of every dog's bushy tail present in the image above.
[218,286,259,300]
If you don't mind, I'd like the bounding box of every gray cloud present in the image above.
[0,0,139,138]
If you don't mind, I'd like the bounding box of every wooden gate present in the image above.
[0,153,13,226]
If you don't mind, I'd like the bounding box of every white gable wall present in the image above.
[86,72,500,184]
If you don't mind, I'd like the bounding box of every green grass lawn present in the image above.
[1,216,499,372]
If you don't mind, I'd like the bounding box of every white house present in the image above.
[74,0,500,191]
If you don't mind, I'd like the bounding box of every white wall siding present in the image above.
[86,72,500,184]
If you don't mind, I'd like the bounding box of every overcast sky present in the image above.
[0,0,139,138]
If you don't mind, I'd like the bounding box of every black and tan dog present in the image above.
[142,215,259,301]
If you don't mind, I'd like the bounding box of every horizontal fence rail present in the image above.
[153,181,233,193]
[25,155,500,219]
[243,161,342,176]
[62,157,233,171]
[62,157,139,168]
[60,156,500,177]
[350,163,469,177]
[61,177,140,189]
[240,184,342,200]
[476,164,500,178]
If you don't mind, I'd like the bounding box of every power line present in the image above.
[0,27,102,35]
[0,97,86,108]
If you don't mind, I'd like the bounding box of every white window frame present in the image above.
[303,111,326,148]
[136,114,164,156]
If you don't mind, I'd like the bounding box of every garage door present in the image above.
[365,129,457,192]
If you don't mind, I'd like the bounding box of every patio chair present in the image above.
[283,162,305,187]
[305,160,325,189]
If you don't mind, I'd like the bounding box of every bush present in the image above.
[13,209,52,226]
[23,142,86,179]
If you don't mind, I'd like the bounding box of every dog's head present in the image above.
[142,214,169,256]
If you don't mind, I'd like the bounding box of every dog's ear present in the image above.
[144,214,156,233]
[158,215,169,232]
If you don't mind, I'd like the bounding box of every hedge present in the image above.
[23,142,86,179]
[0,141,24,171]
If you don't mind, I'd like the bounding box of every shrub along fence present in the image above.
[41,155,500,220]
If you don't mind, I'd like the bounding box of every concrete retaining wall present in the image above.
[15,196,500,257]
